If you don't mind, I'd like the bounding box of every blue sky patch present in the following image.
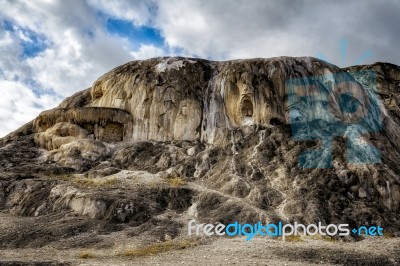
[20,33,47,58]
[24,78,57,98]
[106,18,164,49]
[2,20,48,58]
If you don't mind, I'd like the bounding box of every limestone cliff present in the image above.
[30,57,399,147]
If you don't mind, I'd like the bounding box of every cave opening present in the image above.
[241,99,254,125]
[270,118,282,125]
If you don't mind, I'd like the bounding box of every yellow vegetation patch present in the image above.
[161,171,187,187]
[73,176,118,187]
[121,240,194,257]
[78,250,96,259]
[283,235,303,242]
[167,177,187,187]
[382,231,395,239]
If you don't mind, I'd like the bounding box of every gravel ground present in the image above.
[0,236,398,266]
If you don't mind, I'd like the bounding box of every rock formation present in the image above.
[34,107,133,148]
[0,57,399,252]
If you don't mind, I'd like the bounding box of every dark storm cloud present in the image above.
[154,0,399,65]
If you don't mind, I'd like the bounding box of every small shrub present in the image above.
[383,232,395,239]
[74,176,118,187]
[168,177,187,187]
[49,174,73,181]
[122,240,194,257]
[161,171,187,187]
[78,250,96,259]
[307,234,338,242]
[284,235,303,242]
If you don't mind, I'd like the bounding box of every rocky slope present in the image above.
[0,57,399,258]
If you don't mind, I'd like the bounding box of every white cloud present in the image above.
[0,80,61,137]
[0,26,31,82]
[130,44,164,59]
[0,0,140,136]
[87,0,156,26]
[153,0,311,59]
[152,0,400,64]
[0,0,135,96]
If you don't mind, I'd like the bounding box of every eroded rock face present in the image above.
[90,58,211,142]
[34,107,133,145]
[70,57,397,147]
[0,57,399,248]
[87,57,344,144]
[24,57,399,150]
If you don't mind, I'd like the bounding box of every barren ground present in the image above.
[0,232,398,266]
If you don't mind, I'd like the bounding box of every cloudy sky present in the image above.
[0,0,399,137]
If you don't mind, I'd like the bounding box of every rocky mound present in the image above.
[0,57,399,250]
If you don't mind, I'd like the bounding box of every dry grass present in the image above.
[121,240,194,257]
[73,176,118,187]
[283,235,303,242]
[161,170,187,187]
[167,177,187,187]
[321,236,339,242]
[382,231,395,239]
[49,173,119,187]
[48,173,73,181]
[78,250,96,259]
[306,234,338,242]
